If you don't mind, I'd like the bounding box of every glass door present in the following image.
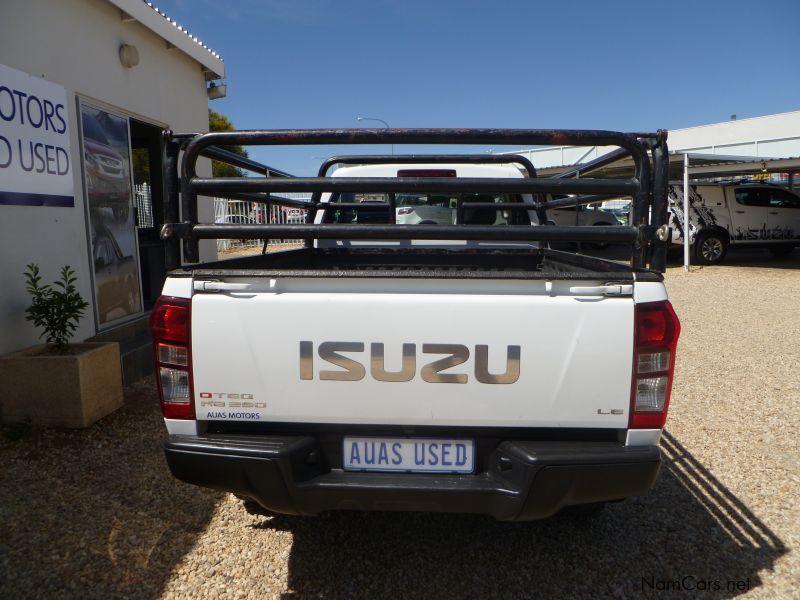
[79,102,143,327]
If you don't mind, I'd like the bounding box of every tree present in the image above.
[132,147,150,185]
[209,108,248,177]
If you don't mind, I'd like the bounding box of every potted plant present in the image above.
[0,264,123,428]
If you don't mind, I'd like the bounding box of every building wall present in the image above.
[0,0,216,355]
[668,111,800,158]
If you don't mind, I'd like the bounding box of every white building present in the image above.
[1,0,222,380]
[503,111,800,181]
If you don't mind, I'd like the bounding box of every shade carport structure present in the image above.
[541,152,800,270]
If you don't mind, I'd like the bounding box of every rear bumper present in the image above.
[164,434,660,521]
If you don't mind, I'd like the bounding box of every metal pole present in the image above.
[683,153,690,271]
[356,117,393,155]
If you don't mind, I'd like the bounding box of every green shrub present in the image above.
[24,264,89,352]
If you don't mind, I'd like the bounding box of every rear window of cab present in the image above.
[323,192,532,225]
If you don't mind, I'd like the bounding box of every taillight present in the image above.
[397,207,414,215]
[150,296,194,420]
[630,301,680,429]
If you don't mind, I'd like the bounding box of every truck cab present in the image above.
[314,163,539,243]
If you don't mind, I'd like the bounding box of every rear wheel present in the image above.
[768,244,795,257]
[694,231,728,265]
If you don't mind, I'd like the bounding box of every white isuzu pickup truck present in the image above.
[152,128,680,520]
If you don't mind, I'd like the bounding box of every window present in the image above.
[736,187,800,209]
[323,192,531,225]
[766,189,800,209]
[735,189,767,207]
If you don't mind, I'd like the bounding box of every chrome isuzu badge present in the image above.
[300,342,520,384]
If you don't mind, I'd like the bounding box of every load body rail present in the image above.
[162,127,669,271]
[167,223,639,244]
[190,176,638,196]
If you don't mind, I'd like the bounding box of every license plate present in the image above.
[343,437,474,473]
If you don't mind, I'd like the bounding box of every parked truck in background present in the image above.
[669,181,800,264]
[152,128,679,521]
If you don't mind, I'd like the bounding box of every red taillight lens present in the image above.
[636,306,679,347]
[630,301,680,429]
[150,296,194,420]
[396,169,457,178]
[397,207,414,215]
[150,302,190,343]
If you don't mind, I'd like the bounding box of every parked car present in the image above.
[668,181,799,264]
[93,228,140,322]
[82,112,131,223]
[598,200,631,224]
[395,193,456,225]
[548,199,623,228]
[546,196,623,248]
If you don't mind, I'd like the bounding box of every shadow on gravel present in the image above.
[565,244,800,270]
[256,430,785,599]
[0,379,221,598]
[666,247,800,270]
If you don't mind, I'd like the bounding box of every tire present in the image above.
[694,231,728,265]
[768,245,795,257]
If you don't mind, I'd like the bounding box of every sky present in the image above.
[155,0,800,175]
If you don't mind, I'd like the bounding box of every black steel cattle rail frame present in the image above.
[161,128,670,271]
[309,154,547,225]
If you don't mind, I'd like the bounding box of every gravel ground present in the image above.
[1,248,798,599]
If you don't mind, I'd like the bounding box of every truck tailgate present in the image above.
[191,277,633,429]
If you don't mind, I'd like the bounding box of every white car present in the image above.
[394,194,456,225]
[548,201,624,228]
[669,181,800,264]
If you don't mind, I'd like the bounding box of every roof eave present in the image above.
[107,0,225,79]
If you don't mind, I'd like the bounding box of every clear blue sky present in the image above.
[157,0,799,175]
